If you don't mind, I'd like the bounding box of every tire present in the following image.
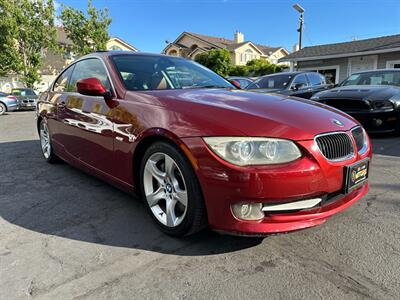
[395,117,400,136]
[39,118,60,163]
[139,141,207,237]
[0,102,6,115]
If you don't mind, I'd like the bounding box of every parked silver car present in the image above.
[11,88,38,110]
[0,92,18,115]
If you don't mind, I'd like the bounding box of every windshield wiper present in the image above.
[182,85,229,89]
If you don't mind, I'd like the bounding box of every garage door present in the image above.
[348,55,378,75]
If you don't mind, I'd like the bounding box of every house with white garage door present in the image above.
[280,34,400,84]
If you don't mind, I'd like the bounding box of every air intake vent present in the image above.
[315,132,354,161]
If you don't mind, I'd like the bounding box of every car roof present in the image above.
[228,76,252,80]
[81,51,184,61]
[258,71,316,79]
[351,68,400,75]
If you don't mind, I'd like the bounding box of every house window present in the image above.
[386,60,400,69]
[110,45,123,51]
[241,49,256,63]
[168,50,178,56]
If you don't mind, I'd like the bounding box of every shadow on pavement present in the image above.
[370,133,400,158]
[0,140,263,256]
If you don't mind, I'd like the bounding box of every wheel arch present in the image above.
[0,101,8,112]
[132,128,198,196]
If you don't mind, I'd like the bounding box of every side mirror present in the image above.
[77,77,108,97]
[292,83,305,90]
[229,80,241,89]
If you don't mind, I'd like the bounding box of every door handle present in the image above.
[57,101,66,108]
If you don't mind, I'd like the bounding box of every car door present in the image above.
[289,74,313,99]
[45,64,75,155]
[56,58,115,174]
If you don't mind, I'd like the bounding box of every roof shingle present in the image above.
[184,32,281,55]
[283,34,400,61]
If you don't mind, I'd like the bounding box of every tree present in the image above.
[246,59,283,76]
[194,49,232,77]
[0,0,57,87]
[60,0,112,56]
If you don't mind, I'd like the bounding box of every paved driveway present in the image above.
[1,111,399,299]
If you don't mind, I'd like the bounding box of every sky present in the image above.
[56,0,400,53]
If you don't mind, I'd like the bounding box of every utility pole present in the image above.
[293,4,305,50]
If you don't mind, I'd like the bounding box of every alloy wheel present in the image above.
[143,152,188,227]
[40,121,51,159]
[0,103,5,115]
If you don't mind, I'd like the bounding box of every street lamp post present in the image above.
[293,3,305,50]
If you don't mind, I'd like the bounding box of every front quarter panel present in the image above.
[110,94,247,184]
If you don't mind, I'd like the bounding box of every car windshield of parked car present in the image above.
[111,55,234,91]
[246,74,293,90]
[12,88,36,96]
[341,71,400,87]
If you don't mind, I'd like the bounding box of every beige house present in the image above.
[162,31,289,65]
[0,27,138,93]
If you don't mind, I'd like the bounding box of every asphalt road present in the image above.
[1,111,400,300]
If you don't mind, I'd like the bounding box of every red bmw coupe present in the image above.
[37,52,371,237]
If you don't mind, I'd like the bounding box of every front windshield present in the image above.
[12,88,36,96]
[111,54,234,91]
[341,71,400,87]
[246,74,293,89]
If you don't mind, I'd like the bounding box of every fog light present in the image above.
[232,203,264,221]
[373,118,383,127]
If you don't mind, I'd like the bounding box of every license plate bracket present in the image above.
[343,158,369,194]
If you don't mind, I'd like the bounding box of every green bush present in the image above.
[194,49,232,77]
[229,65,249,77]
[195,51,283,78]
[246,59,283,76]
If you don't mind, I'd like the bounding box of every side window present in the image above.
[53,66,73,92]
[307,73,325,86]
[291,74,309,88]
[68,59,111,93]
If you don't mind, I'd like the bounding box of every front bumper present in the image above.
[182,134,371,235]
[17,100,37,110]
[346,109,399,133]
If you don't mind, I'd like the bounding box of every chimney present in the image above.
[292,43,300,52]
[234,31,244,43]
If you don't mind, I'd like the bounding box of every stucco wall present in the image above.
[298,57,349,82]
[234,43,261,65]
[298,51,400,82]
[377,51,400,68]
[106,39,137,51]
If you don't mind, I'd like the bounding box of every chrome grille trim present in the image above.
[315,131,354,162]
[351,126,368,155]
[262,198,322,212]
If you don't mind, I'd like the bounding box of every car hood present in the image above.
[314,85,400,101]
[129,88,359,141]
[245,88,283,93]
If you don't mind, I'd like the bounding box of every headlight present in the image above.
[389,95,400,108]
[372,100,393,110]
[203,137,301,166]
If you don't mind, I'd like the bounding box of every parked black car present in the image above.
[245,71,332,99]
[227,76,254,89]
[311,69,400,134]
